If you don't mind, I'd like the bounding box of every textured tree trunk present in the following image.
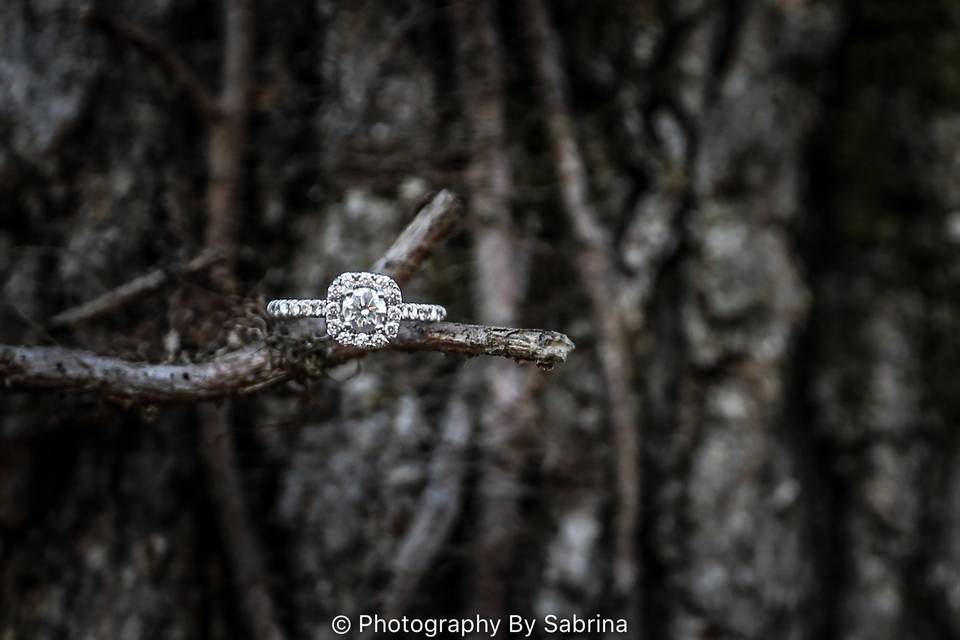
[2,0,960,639]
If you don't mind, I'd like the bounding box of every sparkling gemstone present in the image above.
[385,321,400,338]
[341,287,387,333]
[327,318,341,335]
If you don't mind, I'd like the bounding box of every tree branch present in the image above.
[199,404,283,640]
[523,0,641,601]
[205,0,254,289]
[386,321,573,365]
[0,343,277,404]
[0,322,572,404]
[80,6,221,121]
[48,251,224,327]
[187,3,285,639]
[449,0,535,618]
[382,374,473,616]
[370,190,461,287]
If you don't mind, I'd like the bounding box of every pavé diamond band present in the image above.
[266,271,446,349]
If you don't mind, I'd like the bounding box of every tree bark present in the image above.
[2,0,959,638]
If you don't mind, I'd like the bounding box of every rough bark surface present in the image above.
[2,1,959,639]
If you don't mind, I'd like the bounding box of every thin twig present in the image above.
[205,0,254,289]
[450,0,534,617]
[80,6,221,120]
[450,0,519,325]
[382,321,573,365]
[193,3,284,639]
[203,405,284,640]
[48,251,224,327]
[382,375,474,616]
[370,190,461,286]
[199,404,283,640]
[523,0,641,599]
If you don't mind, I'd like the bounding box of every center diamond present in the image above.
[341,287,387,333]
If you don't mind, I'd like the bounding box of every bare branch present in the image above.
[387,322,572,365]
[188,4,284,640]
[370,189,462,287]
[80,6,220,120]
[0,343,277,404]
[449,0,518,324]
[84,2,276,636]
[1,323,573,403]
[205,0,254,289]
[48,251,224,327]
[522,0,641,599]
[199,404,284,640]
[449,0,535,617]
[382,375,473,616]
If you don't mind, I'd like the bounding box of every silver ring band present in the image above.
[266,299,447,322]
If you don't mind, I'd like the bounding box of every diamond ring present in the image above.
[266,271,447,348]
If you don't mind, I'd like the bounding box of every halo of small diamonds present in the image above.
[326,272,402,349]
[267,273,446,350]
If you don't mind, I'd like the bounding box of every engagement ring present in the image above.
[266,271,446,349]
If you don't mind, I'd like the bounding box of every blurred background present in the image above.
[2,0,960,638]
